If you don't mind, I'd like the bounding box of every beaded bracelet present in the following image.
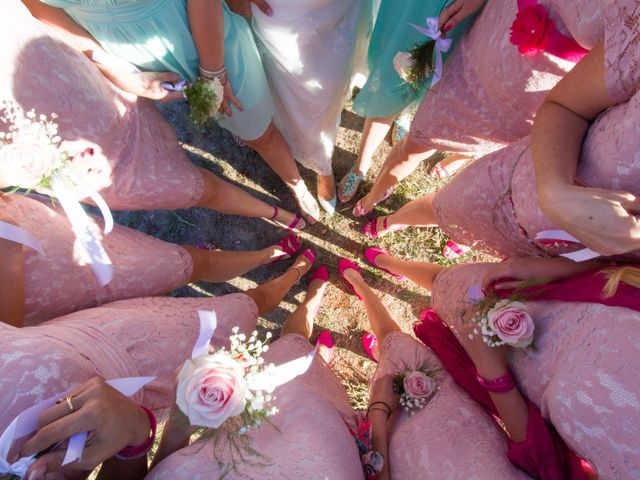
[198,65,226,77]
[115,405,157,460]
[476,370,516,394]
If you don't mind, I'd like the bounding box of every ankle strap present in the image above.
[289,266,303,284]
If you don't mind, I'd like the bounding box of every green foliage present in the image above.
[407,39,436,89]
[184,79,220,127]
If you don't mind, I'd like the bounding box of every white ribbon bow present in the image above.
[51,176,114,287]
[192,311,317,391]
[0,377,155,478]
[0,220,45,255]
[411,17,453,88]
[535,230,601,262]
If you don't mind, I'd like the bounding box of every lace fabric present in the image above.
[432,264,640,477]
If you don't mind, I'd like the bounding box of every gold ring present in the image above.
[64,396,75,412]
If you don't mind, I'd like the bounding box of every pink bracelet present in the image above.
[476,370,517,394]
[116,405,157,460]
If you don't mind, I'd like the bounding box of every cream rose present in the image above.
[487,300,535,348]
[393,51,413,82]
[176,352,248,428]
[0,142,58,189]
[403,371,435,398]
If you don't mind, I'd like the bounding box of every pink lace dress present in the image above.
[409,0,605,158]
[2,193,192,325]
[145,334,363,480]
[374,332,529,479]
[432,263,640,478]
[0,1,203,211]
[0,294,259,434]
[433,0,640,260]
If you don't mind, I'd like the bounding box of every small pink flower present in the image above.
[176,352,247,428]
[510,4,555,57]
[403,371,435,398]
[487,300,535,348]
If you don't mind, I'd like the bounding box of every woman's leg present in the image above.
[358,135,436,213]
[367,193,438,236]
[184,238,297,283]
[338,116,394,202]
[243,121,320,222]
[244,250,315,315]
[317,174,336,202]
[280,273,328,339]
[372,252,445,291]
[343,268,401,344]
[195,167,299,227]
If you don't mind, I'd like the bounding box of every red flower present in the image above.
[510,4,555,57]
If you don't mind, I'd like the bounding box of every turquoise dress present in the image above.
[42,0,275,140]
[353,0,472,118]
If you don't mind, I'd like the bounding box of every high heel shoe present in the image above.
[308,265,329,285]
[361,215,408,239]
[352,186,394,217]
[268,233,302,265]
[294,186,321,224]
[315,330,334,363]
[338,258,363,301]
[364,247,405,281]
[270,206,306,231]
[362,332,378,363]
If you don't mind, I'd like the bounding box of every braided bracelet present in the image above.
[116,405,157,460]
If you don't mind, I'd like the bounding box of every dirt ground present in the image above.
[116,98,488,408]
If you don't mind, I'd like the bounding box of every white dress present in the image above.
[251,0,374,176]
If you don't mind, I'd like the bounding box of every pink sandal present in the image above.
[269,233,302,265]
[362,332,378,363]
[352,187,394,218]
[442,240,471,260]
[364,247,405,281]
[270,206,306,231]
[362,216,407,239]
[315,330,334,363]
[338,258,363,301]
[308,265,329,285]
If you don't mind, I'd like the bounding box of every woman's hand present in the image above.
[438,0,486,33]
[219,76,243,117]
[109,70,185,102]
[454,310,509,378]
[21,378,150,477]
[540,184,640,257]
[481,256,599,291]
[226,0,273,19]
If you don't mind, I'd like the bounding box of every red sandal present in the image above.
[338,258,363,301]
[352,187,394,218]
[269,233,302,265]
[362,216,408,239]
[270,206,306,231]
[364,247,405,281]
[362,332,379,363]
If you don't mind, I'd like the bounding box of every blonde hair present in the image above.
[601,266,640,298]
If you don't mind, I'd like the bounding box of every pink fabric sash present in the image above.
[511,0,589,62]
[494,266,640,311]
[414,310,591,479]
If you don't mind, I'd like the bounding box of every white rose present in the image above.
[0,142,58,189]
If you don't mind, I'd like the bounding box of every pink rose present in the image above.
[487,300,535,348]
[403,371,435,398]
[510,4,555,57]
[176,352,248,428]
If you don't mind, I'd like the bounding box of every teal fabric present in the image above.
[353,0,472,118]
[43,0,274,140]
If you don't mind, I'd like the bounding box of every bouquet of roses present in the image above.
[393,364,440,416]
[0,104,107,196]
[468,285,535,348]
[174,312,316,477]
